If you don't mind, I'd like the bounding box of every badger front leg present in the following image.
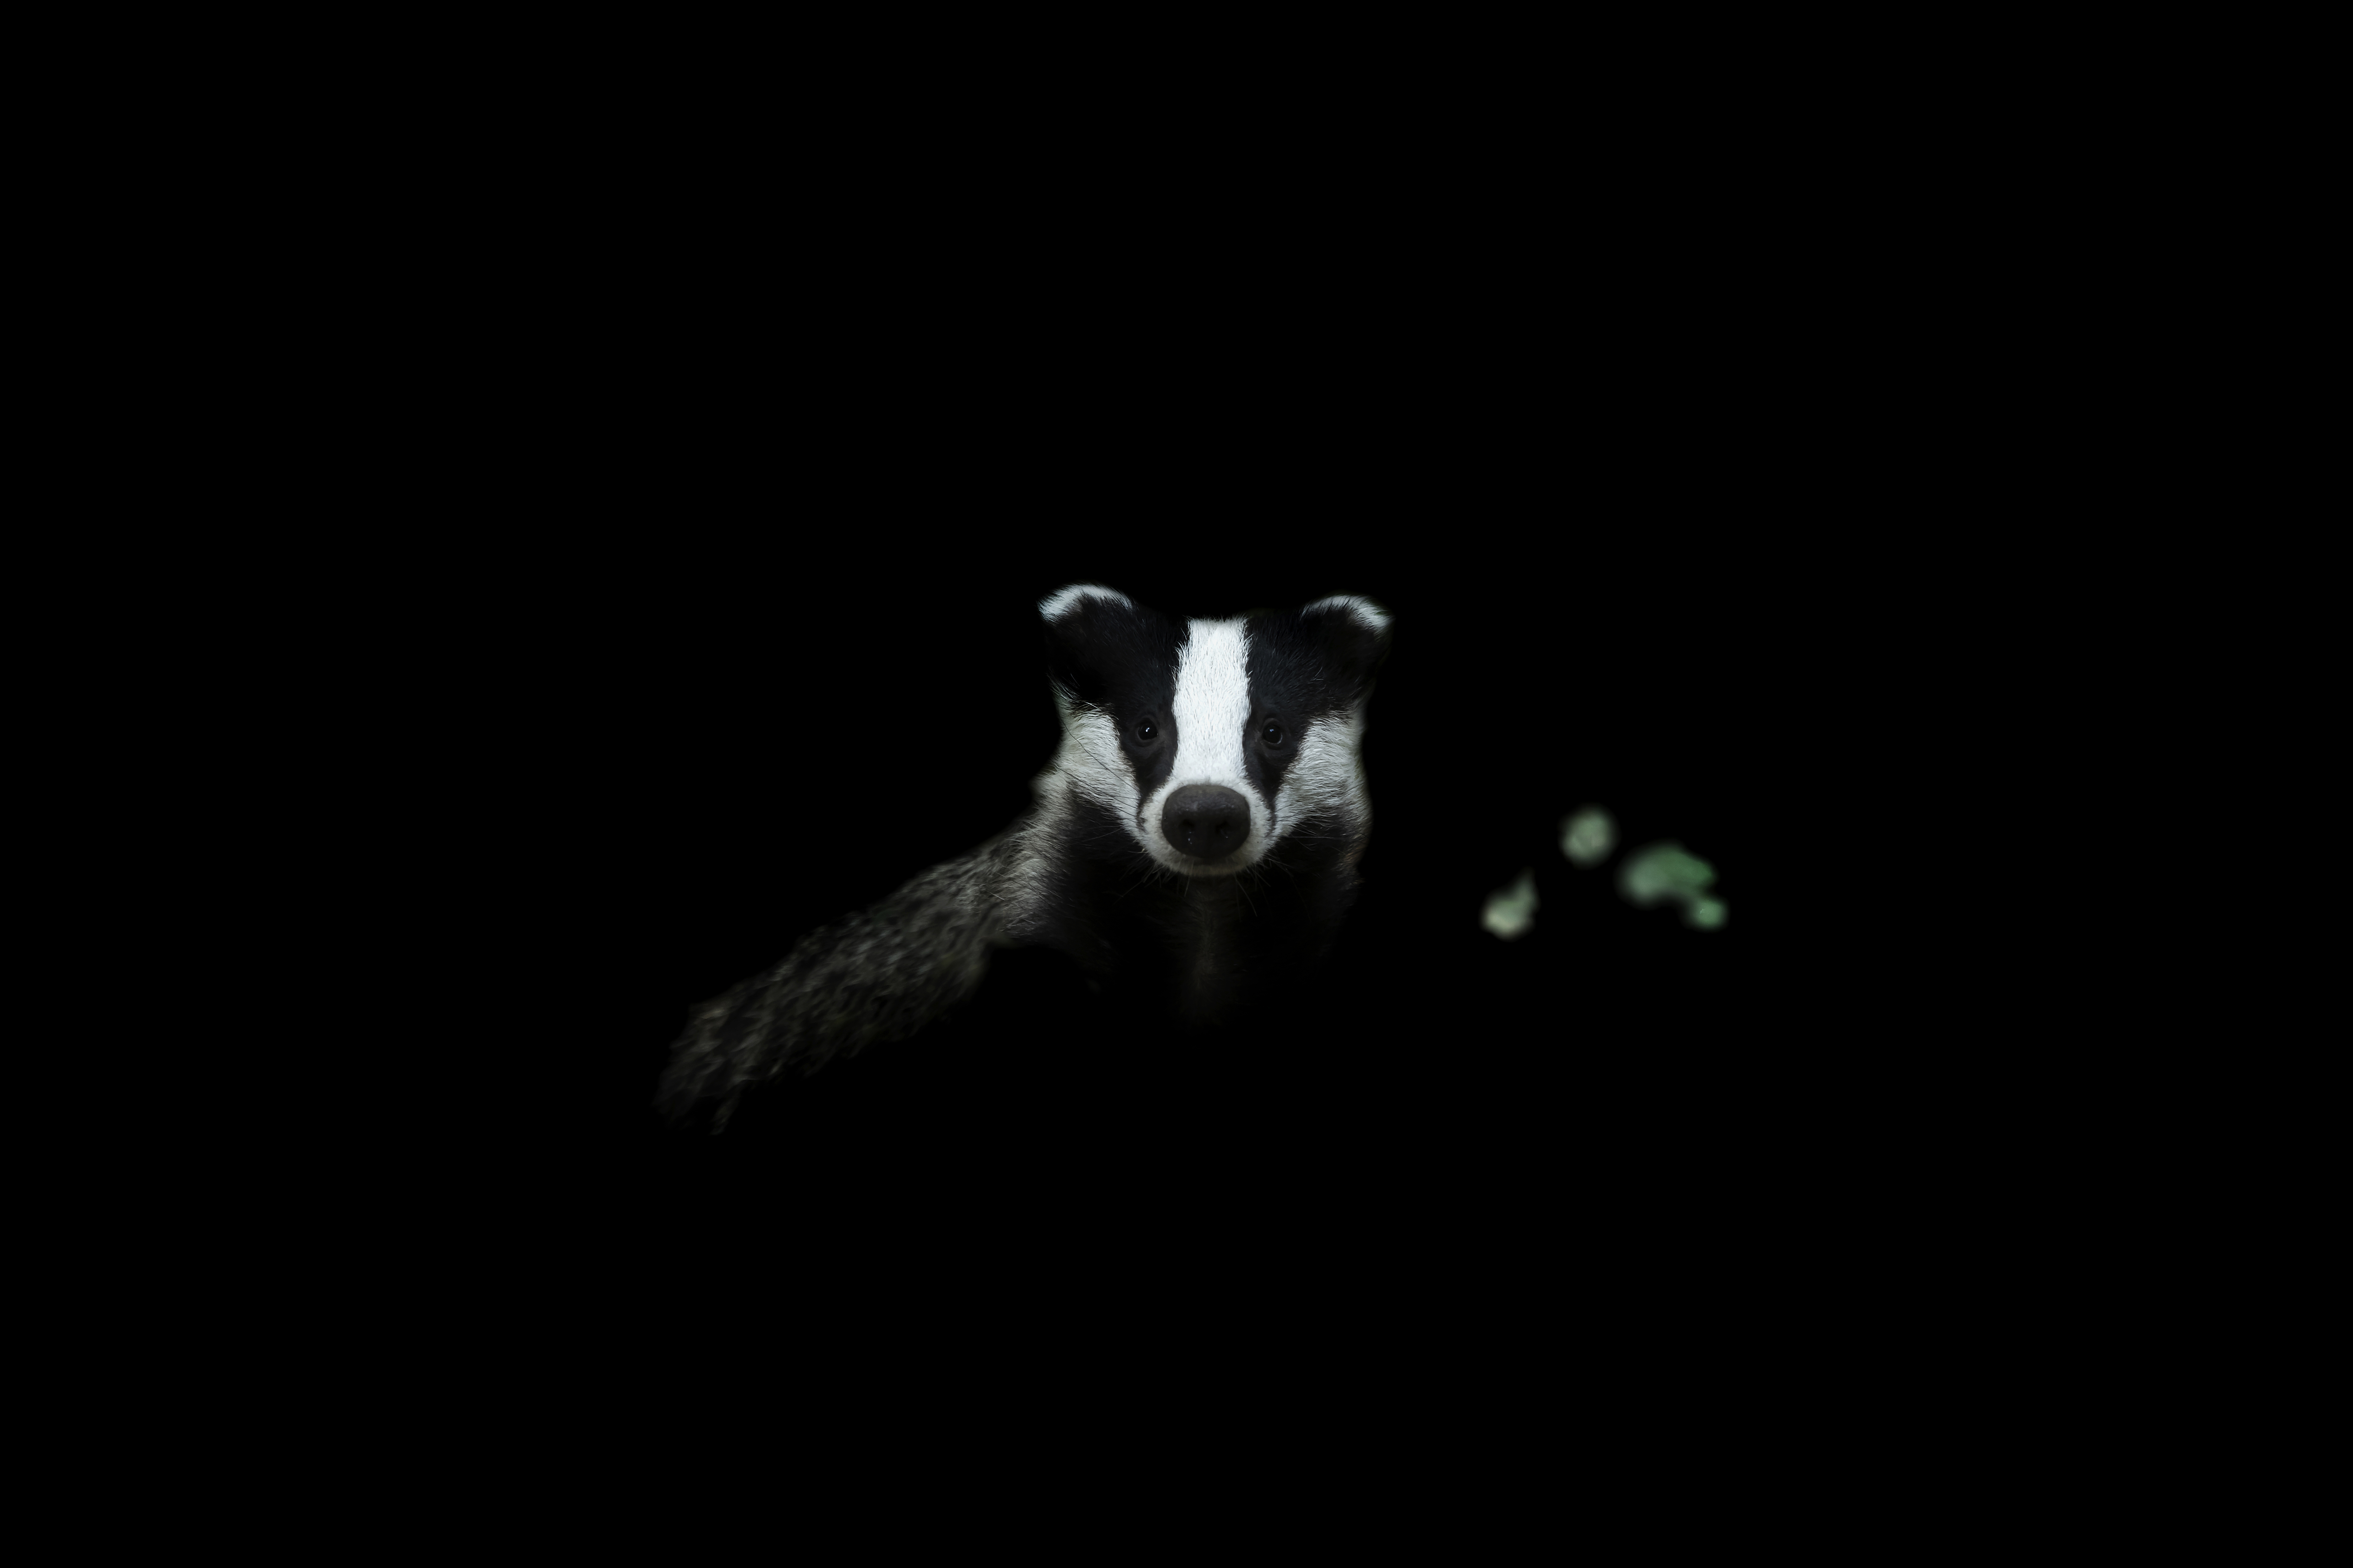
[655,845,1009,1133]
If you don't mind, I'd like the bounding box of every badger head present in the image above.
[1035,584,1392,878]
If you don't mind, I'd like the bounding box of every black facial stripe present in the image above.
[1120,619,1183,806]
[1235,603,1390,813]
[1043,594,1188,806]
[1241,622,1335,805]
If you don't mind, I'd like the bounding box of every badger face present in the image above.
[1037,584,1392,879]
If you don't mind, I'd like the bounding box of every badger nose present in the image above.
[1161,785,1252,862]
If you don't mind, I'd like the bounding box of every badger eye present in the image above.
[1136,720,1157,742]
[1262,722,1285,746]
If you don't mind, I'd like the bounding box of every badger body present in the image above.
[657,584,1392,1132]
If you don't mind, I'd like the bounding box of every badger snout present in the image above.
[1161,784,1252,864]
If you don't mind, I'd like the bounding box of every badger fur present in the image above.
[655,584,1392,1133]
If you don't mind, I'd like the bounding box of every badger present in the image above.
[654,584,1393,1133]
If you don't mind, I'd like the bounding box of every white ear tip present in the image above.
[1304,595,1391,633]
[1038,584,1135,622]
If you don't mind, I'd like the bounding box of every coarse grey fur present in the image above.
[656,584,1391,1134]
[655,833,1020,1133]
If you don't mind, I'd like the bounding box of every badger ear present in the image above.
[1037,584,1136,625]
[1039,584,1154,707]
[1297,594,1394,697]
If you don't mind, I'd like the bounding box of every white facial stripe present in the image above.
[1119,617,1264,874]
[1276,703,1370,835]
[1171,619,1252,792]
[1005,686,1138,939]
[1043,685,1134,819]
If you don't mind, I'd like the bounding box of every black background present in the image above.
[412,515,1793,1289]
[95,38,2052,1489]
[331,136,1923,1365]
